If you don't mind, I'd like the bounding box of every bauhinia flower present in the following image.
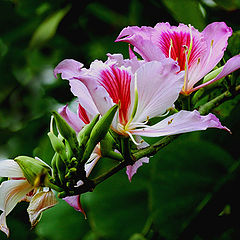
[54,54,230,179]
[116,22,240,94]
[0,158,57,237]
[58,104,101,215]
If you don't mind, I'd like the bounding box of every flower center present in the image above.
[157,26,203,71]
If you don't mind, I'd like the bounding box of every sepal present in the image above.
[14,156,51,186]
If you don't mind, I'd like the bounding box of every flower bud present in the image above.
[48,132,68,162]
[82,104,118,162]
[14,156,51,186]
[52,111,78,153]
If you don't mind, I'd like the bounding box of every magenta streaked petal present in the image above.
[153,22,206,72]
[126,157,149,182]
[54,59,84,79]
[131,110,230,137]
[191,54,240,92]
[99,64,132,125]
[63,195,86,217]
[132,59,184,124]
[58,105,84,133]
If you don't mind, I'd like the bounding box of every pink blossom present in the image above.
[54,54,230,179]
[116,22,240,94]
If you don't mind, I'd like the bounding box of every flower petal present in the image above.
[69,80,99,117]
[116,26,165,61]
[131,110,230,137]
[0,211,9,237]
[63,195,86,218]
[126,157,149,182]
[0,180,33,214]
[27,190,58,227]
[54,59,84,79]
[0,160,24,178]
[188,22,232,89]
[85,153,101,177]
[59,105,85,133]
[132,59,184,124]
[191,54,240,92]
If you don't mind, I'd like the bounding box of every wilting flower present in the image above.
[58,104,101,215]
[116,22,240,94]
[0,158,57,236]
[54,54,229,179]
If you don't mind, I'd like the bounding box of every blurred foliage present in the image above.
[0,0,240,239]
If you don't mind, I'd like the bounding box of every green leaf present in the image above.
[149,133,234,240]
[161,0,206,30]
[29,5,71,49]
[83,162,150,240]
[36,199,90,240]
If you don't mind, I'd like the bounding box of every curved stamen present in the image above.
[125,131,141,146]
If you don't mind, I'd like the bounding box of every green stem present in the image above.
[199,85,240,115]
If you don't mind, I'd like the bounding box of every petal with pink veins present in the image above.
[131,110,230,137]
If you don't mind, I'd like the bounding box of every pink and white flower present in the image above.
[54,54,230,180]
[0,159,57,236]
[116,22,240,94]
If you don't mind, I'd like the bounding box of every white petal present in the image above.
[0,211,9,237]
[85,153,101,177]
[27,190,58,227]
[0,180,33,215]
[0,160,24,178]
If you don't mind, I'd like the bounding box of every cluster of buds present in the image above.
[48,104,119,197]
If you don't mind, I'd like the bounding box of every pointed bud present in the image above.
[82,104,118,162]
[14,156,51,186]
[55,153,67,185]
[48,132,68,162]
[52,111,78,153]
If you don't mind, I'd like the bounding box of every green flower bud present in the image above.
[14,156,51,186]
[77,114,100,145]
[51,153,60,185]
[82,104,118,162]
[100,133,123,161]
[48,132,68,162]
[52,111,78,153]
[55,153,67,185]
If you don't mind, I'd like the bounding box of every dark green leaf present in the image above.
[149,133,234,239]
